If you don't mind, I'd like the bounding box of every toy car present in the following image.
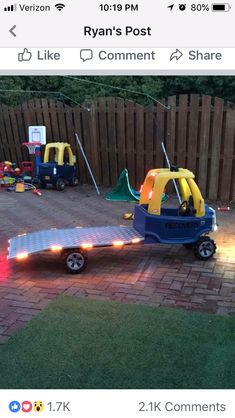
[38,142,79,190]
[8,167,217,273]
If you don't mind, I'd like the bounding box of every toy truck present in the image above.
[8,167,217,274]
[38,142,78,190]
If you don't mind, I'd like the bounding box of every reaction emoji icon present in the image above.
[33,401,44,412]
[9,401,21,413]
[22,401,33,413]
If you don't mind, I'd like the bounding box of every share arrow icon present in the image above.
[168,4,174,10]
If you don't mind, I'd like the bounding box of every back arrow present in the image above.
[168,4,174,10]
[9,25,16,37]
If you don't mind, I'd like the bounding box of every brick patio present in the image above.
[0,185,234,344]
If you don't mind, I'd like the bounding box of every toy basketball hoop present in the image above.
[22,142,42,176]
[22,142,41,155]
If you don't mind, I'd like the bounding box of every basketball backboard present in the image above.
[28,126,46,145]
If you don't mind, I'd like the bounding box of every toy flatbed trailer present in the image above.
[8,226,144,273]
[7,167,217,274]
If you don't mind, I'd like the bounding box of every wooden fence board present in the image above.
[98,98,109,186]
[155,100,165,168]
[41,99,52,141]
[198,96,211,197]
[73,106,87,184]
[57,101,67,141]
[135,103,145,187]
[106,97,117,186]
[2,106,15,162]
[208,97,224,200]
[88,103,101,185]
[177,95,188,168]
[187,94,200,174]
[165,96,176,166]
[0,105,11,161]
[8,107,22,163]
[145,105,154,172]
[80,104,92,184]
[49,99,60,140]
[34,99,44,126]
[125,100,135,185]
[116,98,126,173]
[220,108,235,201]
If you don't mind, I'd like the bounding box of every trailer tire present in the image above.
[63,249,88,274]
[56,178,65,191]
[193,236,216,260]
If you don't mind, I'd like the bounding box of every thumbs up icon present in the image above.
[18,48,32,62]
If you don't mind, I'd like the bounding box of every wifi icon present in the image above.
[55,3,65,11]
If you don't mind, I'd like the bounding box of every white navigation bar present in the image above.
[1,48,235,73]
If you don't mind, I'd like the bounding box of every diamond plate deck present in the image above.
[8,226,144,259]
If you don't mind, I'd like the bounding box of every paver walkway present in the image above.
[0,186,234,343]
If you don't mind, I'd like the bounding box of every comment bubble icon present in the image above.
[80,49,93,62]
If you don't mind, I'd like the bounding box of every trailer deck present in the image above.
[8,226,144,260]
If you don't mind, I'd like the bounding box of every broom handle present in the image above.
[75,133,100,196]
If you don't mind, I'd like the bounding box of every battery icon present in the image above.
[212,3,231,11]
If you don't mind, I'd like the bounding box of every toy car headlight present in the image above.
[53,167,57,175]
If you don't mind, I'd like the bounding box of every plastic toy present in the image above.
[38,142,78,191]
[8,166,217,274]
[0,161,21,188]
[22,142,42,177]
[20,161,34,178]
[106,168,168,203]
[106,169,140,202]
[15,181,25,193]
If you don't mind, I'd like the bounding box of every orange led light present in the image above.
[16,252,28,260]
[81,243,93,249]
[113,240,124,247]
[50,245,63,251]
[132,238,141,244]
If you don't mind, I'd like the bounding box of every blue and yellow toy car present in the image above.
[38,142,78,191]
[133,167,217,260]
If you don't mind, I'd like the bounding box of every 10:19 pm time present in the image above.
[99,3,139,12]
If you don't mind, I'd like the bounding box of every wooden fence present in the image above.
[0,95,234,202]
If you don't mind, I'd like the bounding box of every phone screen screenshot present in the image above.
[0,1,234,417]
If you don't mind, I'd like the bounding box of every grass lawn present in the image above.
[0,296,235,389]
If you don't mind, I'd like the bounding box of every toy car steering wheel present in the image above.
[178,200,190,216]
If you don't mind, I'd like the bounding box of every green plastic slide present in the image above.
[106,169,168,203]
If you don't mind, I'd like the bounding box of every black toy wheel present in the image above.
[55,178,65,191]
[193,236,216,260]
[69,176,79,186]
[63,249,88,274]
